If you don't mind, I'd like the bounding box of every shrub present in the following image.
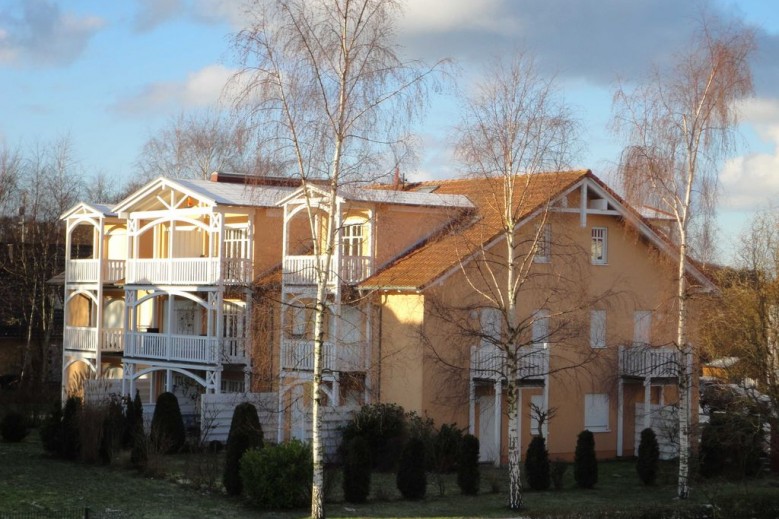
[700,412,764,479]
[241,440,312,509]
[341,403,406,471]
[433,423,463,473]
[40,402,63,454]
[405,411,436,470]
[574,429,597,489]
[551,459,567,490]
[98,395,125,465]
[223,402,264,496]
[1,412,29,442]
[343,435,372,503]
[457,434,480,495]
[637,427,659,485]
[130,392,147,468]
[79,400,106,464]
[60,396,82,460]
[525,436,551,491]
[150,392,185,454]
[396,438,426,500]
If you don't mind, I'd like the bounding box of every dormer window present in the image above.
[591,227,608,265]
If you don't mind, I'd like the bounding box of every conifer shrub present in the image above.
[223,402,264,496]
[396,437,426,500]
[343,435,372,503]
[40,401,63,454]
[525,435,551,490]
[1,411,29,442]
[150,391,185,454]
[122,393,136,449]
[341,403,406,471]
[60,396,82,460]
[240,440,312,509]
[574,429,598,489]
[637,427,660,485]
[433,423,463,473]
[457,434,480,495]
[130,391,147,468]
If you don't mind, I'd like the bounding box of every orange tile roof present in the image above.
[360,170,589,290]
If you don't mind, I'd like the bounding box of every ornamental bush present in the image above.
[240,440,312,509]
[40,401,63,454]
[525,435,551,490]
[457,434,480,495]
[637,427,659,485]
[396,437,426,500]
[60,396,82,460]
[433,423,463,473]
[700,412,764,479]
[343,435,372,503]
[130,391,147,467]
[223,402,264,496]
[1,412,29,442]
[574,429,598,489]
[341,403,406,471]
[150,392,185,454]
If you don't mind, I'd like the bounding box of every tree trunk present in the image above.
[506,373,523,510]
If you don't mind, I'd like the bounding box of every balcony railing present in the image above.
[64,326,98,352]
[66,259,126,284]
[619,345,679,378]
[283,255,372,285]
[125,332,219,364]
[125,257,251,285]
[471,344,549,380]
[281,339,367,372]
[101,328,124,352]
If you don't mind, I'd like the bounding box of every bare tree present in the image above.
[135,108,259,181]
[452,54,579,511]
[230,0,439,516]
[612,16,755,498]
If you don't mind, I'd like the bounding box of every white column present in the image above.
[580,182,588,227]
[95,218,104,377]
[468,376,476,435]
[494,379,502,468]
[643,376,651,432]
[166,369,172,393]
[617,377,624,457]
[542,373,550,440]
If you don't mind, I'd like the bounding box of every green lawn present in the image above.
[2,432,778,518]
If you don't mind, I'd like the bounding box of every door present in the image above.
[479,394,498,463]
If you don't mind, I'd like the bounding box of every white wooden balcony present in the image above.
[471,344,549,381]
[282,255,372,285]
[619,345,679,378]
[66,259,126,284]
[101,328,124,352]
[281,339,367,372]
[64,326,124,353]
[125,332,219,364]
[125,257,251,285]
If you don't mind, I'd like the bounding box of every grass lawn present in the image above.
[2,432,778,518]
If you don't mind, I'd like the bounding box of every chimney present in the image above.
[393,167,401,190]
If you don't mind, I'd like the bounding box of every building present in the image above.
[61,170,713,460]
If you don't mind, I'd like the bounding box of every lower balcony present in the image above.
[282,255,372,285]
[619,345,679,378]
[471,344,549,381]
[64,326,125,353]
[281,339,367,372]
[125,257,251,285]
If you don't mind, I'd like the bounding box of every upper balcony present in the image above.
[471,344,549,381]
[619,345,679,379]
[66,259,126,284]
[281,338,367,373]
[124,331,248,365]
[125,257,251,286]
[282,255,372,286]
[63,326,124,354]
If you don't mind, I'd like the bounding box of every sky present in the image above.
[1,0,778,264]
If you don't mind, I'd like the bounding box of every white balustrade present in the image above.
[283,255,372,285]
[620,346,679,378]
[341,256,372,283]
[125,257,251,285]
[222,338,248,362]
[102,260,126,283]
[281,339,367,372]
[66,259,100,283]
[125,332,219,364]
[101,328,124,352]
[64,326,98,352]
[471,344,549,380]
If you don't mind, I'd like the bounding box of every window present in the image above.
[584,393,610,432]
[634,310,652,346]
[532,309,549,347]
[534,224,551,263]
[341,223,364,257]
[480,307,501,347]
[590,310,606,349]
[591,227,608,264]
[529,394,545,436]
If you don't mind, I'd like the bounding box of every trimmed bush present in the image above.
[130,391,147,468]
[396,438,426,500]
[60,396,82,460]
[341,403,406,471]
[525,435,551,490]
[150,392,185,454]
[343,435,372,503]
[637,427,659,485]
[433,423,463,473]
[40,402,63,454]
[457,434,480,495]
[223,402,264,496]
[1,412,29,442]
[700,412,764,479]
[240,440,312,509]
[574,429,597,489]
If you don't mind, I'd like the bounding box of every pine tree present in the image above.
[525,436,551,491]
[223,402,263,496]
[637,428,659,485]
[457,434,480,495]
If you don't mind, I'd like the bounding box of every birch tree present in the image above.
[454,53,578,511]
[230,1,437,516]
[612,18,755,498]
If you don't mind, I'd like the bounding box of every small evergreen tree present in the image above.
[397,438,426,500]
[457,434,480,495]
[637,427,659,485]
[60,396,82,460]
[40,401,63,454]
[150,391,185,454]
[574,429,597,489]
[223,402,264,496]
[343,436,372,503]
[525,436,551,491]
[123,393,136,449]
[130,391,147,467]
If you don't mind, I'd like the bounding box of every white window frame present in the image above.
[591,227,608,265]
[529,394,545,436]
[341,221,365,257]
[633,310,652,346]
[584,393,610,432]
[534,224,551,264]
[590,309,606,349]
[532,309,550,347]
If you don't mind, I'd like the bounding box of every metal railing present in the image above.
[281,339,367,372]
[471,344,549,380]
[619,345,679,378]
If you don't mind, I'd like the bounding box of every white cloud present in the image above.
[0,0,104,67]
[112,64,237,116]
[133,0,183,33]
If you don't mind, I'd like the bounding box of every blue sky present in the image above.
[1,0,778,263]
